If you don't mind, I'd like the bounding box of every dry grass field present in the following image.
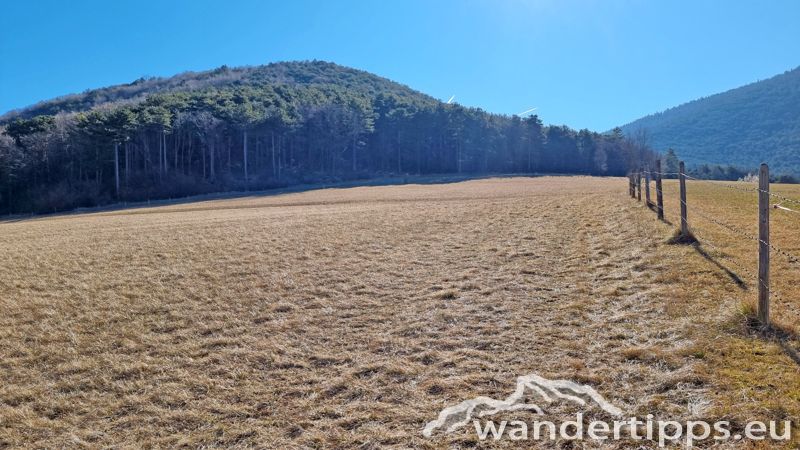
[1,176,799,449]
[658,178,800,329]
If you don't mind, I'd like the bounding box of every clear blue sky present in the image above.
[1,0,798,131]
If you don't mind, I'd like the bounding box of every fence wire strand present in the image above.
[656,188,800,264]
[764,190,800,205]
[643,169,800,203]
[686,218,800,317]
[682,174,760,192]
[650,190,800,317]
[644,170,681,177]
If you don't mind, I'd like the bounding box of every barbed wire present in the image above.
[682,175,760,192]
[662,207,757,278]
[762,190,800,205]
[659,190,757,240]
[685,219,758,281]
[643,170,681,177]
[661,206,800,317]
[643,169,800,204]
[760,279,800,316]
[688,222,800,317]
[643,170,760,192]
[656,188,800,264]
[643,171,800,208]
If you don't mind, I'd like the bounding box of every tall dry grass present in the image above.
[0,176,797,448]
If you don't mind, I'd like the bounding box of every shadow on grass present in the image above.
[664,229,744,288]
[640,201,673,225]
[777,339,800,366]
[758,324,800,367]
[693,246,746,288]
[666,229,698,245]
[735,302,800,366]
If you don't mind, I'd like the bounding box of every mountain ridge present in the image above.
[0,60,438,122]
[618,65,800,174]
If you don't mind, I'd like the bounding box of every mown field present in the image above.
[1,176,799,449]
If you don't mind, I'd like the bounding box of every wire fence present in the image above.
[631,163,800,323]
[655,188,800,263]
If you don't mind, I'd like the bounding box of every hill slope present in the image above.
[0,61,437,122]
[0,60,649,215]
[619,66,800,174]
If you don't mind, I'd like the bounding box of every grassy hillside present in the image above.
[620,65,800,174]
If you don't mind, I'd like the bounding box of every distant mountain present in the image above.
[619,66,800,174]
[0,61,439,122]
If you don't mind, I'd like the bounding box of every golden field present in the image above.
[1,176,799,449]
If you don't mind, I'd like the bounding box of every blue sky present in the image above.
[1,0,798,131]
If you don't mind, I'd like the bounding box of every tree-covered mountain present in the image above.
[0,62,439,122]
[0,61,655,215]
[619,65,800,174]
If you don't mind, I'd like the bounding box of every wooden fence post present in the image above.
[679,161,688,236]
[629,173,635,198]
[655,160,664,220]
[645,165,651,205]
[758,163,770,327]
[637,167,642,201]
[632,173,636,198]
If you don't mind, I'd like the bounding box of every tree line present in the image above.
[0,67,656,215]
[659,148,798,183]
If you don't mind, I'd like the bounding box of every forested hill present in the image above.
[1,62,438,122]
[0,61,656,215]
[619,65,800,174]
